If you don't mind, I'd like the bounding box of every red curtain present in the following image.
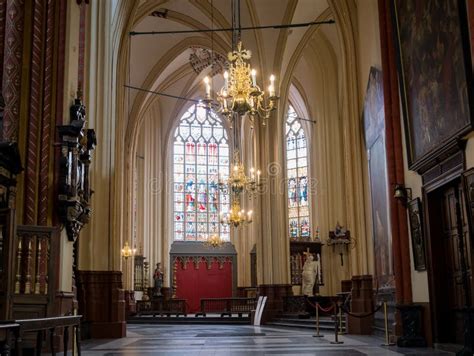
[175,257,233,313]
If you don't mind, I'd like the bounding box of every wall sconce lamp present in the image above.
[121,241,136,260]
[394,184,412,203]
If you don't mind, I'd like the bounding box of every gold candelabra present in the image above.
[142,261,150,301]
[203,42,278,126]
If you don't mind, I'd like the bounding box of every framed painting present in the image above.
[407,198,426,271]
[363,67,394,288]
[391,0,474,172]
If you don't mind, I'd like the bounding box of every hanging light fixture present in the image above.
[218,151,261,228]
[202,42,278,126]
[219,151,261,196]
[220,200,253,227]
[121,241,136,260]
[204,234,226,248]
[211,0,263,230]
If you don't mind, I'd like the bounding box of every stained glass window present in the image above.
[286,105,311,239]
[173,104,230,241]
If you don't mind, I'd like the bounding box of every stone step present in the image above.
[268,314,347,332]
[128,316,250,325]
[267,321,339,331]
[272,317,345,326]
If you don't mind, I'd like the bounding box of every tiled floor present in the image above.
[81,324,454,355]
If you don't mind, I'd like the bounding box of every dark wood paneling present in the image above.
[257,284,293,323]
[424,176,473,344]
[76,270,126,339]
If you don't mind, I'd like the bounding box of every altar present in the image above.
[169,241,237,313]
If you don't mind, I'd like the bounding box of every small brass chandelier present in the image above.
[121,241,136,260]
[220,200,253,227]
[219,152,261,196]
[203,41,278,126]
[218,151,260,228]
[204,234,226,249]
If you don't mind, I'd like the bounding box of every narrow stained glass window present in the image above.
[286,105,311,239]
[173,105,230,241]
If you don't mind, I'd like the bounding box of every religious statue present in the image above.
[301,253,320,296]
[334,222,347,238]
[153,262,164,297]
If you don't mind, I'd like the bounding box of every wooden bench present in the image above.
[136,298,187,317]
[195,298,257,317]
[0,315,81,356]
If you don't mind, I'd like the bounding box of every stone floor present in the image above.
[81,324,455,355]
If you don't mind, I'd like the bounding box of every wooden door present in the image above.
[439,183,472,343]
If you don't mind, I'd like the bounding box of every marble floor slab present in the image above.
[80,324,454,355]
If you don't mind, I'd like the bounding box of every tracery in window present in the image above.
[286,105,310,239]
[173,105,230,241]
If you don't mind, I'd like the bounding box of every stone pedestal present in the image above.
[347,275,374,335]
[396,304,426,347]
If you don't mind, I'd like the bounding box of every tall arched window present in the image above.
[173,105,230,241]
[286,104,311,239]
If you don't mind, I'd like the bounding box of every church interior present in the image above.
[1,0,474,355]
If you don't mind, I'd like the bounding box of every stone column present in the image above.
[328,0,371,277]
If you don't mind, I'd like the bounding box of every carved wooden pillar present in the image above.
[0,0,7,87]
[38,0,56,226]
[2,0,25,142]
[24,0,46,225]
[378,0,413,306]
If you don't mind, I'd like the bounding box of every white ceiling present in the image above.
[128,0,338,125]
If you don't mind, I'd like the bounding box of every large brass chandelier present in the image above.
[204,0,270,230]
[203,41,278,126]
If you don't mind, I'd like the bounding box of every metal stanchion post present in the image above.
[331,302,343,344]
[338,302,346,335]
[313,302,324,338]
[381,301,395,346]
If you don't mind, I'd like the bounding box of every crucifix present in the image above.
[303,248,311,261]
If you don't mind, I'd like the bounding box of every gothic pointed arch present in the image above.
[173,104,231,241]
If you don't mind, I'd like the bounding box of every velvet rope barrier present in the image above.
[304,297,335,313]
[339,303,383,318]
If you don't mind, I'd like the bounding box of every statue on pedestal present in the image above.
[153,262,164,297]
[301,253,320,296]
